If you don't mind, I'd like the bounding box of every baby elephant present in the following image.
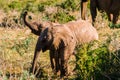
[23,11,61,75]
[31,20,98,78]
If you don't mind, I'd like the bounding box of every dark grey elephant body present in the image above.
[31,20,98,77]
[90,0,120,24]
[81,0,120,24]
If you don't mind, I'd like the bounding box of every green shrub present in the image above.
[8,1,22,11]
[53,11,75,23]
[109,22,120,28]
[38,0,57,12]
[60,0,79,11]
[44,10,75,23]
[19,70,35,80]
[38,3,45,12]
[75,40,120,80]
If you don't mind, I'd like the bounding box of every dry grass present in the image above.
[0,21,120,80]
[0,0,120,79]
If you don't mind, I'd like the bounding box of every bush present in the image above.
[53,11,75,23]
[109,22,120,28]
[60,0,79,11]
[38,3,45,12]
[8,1,22,11]
[38,0,57,12]
[75,39,120,80]
[43,10,75,23]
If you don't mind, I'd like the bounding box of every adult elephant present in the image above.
[90,0,120,24]
[23,11,60,75]
[31,20,98,78]
[81,0,120,24]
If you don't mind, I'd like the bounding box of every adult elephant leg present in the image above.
[90,0,97,24]
[81,0,88,20]
[31,38,42,74]
[107,12,113,22]
[113,13,119,24]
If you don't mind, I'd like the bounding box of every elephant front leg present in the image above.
[113,13,119,24]
[90,0,97,24]
[50,50,56,73]
[81,0,88,20]
[55,51,60,75]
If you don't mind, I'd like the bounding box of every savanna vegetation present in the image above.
[0,0,120,80]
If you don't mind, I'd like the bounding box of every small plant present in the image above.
[75,42,109,80]
[38,0,57,12]
[19,70,35,80]
[60,0,79,11]
[8,1,22,11]
[109,22,120,28]
[38,3,45,12]
[44,10,75,23]
[11,37,34,56]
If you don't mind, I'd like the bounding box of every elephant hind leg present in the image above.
[50,50,60,75]
[113,13,119,24]
[90,0,97,24]
[59,49,72,78]
[107,12,119,24]
[81,1,88,20]
[107,13,113,22]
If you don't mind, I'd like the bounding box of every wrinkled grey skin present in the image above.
[81,0,120,24]
[31,20,98,78]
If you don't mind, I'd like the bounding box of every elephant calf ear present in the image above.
[53,35,61,49]
[52,29,63,49]
[52,32,68,49]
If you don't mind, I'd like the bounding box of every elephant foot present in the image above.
[60,75,68,80]
[53,69,60,76]
[60,72,68,79]
[56,70,60,76]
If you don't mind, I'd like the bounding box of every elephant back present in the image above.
[110,0,120,13]
[97,0,112,12]
[64,20,98,44]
